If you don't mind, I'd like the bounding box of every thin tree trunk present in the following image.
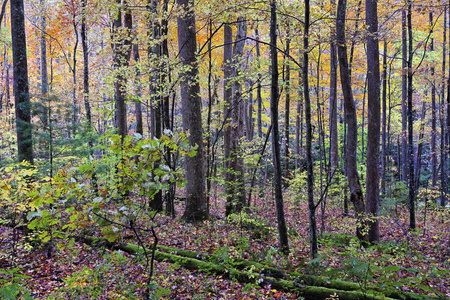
[430,12,437,188]
[72,15,78,137]
[223,23,233,216]
[133,43,143,135]
[381,40,387,197]
[304,0,317,258]
[284,28,291,179]
[441,8,447,207]
[40,0,48,129]
[407,0,415,230]
[329,0,339,174]
[270,0,289,255]
[414,102,426,191]
[401,8,408,182]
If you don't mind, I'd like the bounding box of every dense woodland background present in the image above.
[0,0,450,299]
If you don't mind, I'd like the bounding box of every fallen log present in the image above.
[79,236,400,300]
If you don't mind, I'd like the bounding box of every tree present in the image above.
[303,0,317,258]
[365,0,381,242]
[225,19,247,216]
[11,0,33,164]
[112,0,133,141]
[177,0,208,222]
[329,0,339,175]
[270,0,289,255]
[336,0,365,240]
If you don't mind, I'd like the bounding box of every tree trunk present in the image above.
[283,28,291,179]
[40,0,48,129]
[270,0,289,255]
[230,18,247,213]
[441,8,447,207]
[414,102,426,191]
[223,23,234,217]
[81,0,91,128]
[177,0,208,222]
[430,12,437,188]
[132,42,143,135]
[303,0,317,258]
[336,0,365,240]
[112,0,132,141]
[329,0,339,174]
[11,0,33,164]
[149,0,163,212]
[407,0,415,230]
[256,27,262,139]
[401,8,408,182]
[381,40,387,197]
[365,0,381,242]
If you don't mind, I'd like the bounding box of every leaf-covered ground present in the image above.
[1,190,449,299]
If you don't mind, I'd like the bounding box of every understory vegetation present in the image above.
[0,139,449,299]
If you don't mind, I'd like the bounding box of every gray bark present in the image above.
[177,0,208,221]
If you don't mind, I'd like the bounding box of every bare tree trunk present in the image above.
[40,0,48,129]
[132,42,143,135]
[441,8,447,207]
[303,0,317,258]
[401,8,408,182]
[270,0,289,255]
[284,28,291,179]
[407,0,415,230]
[81,0,91,128]
[381,40,387,197]
[11,0,33,164]
[230,18,247,213]
[112,0,132,141]
[223,23,233,216]
[414,102,426,191]
[430,12,437,188]
[177,0,208,222]
[336,0,365,240]
[329,0,339,174]
[365,0,381,242]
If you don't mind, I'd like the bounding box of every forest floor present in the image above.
[1,188,450,299]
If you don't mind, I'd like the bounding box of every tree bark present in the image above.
[329,0,339,174]
[430,12,437,188]
[401,8,408,182]
[365,0,381,242]
[270,0,289,255]
[284,28,291,179]
[303,0,317,258]
[223,22,234,217]
[40,0,48,129]
[230,18,247,214]
[81,0,92,128]
[112,0,132,141]
[336,0,365,240]
[11,0,33,164]
[407,0,415,230]
[177,0,208,222]
[381,40,387,197]
[132,42,143,135]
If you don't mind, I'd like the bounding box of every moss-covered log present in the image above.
[79,236,393,300]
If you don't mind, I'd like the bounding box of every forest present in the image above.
[0,0,449,298]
